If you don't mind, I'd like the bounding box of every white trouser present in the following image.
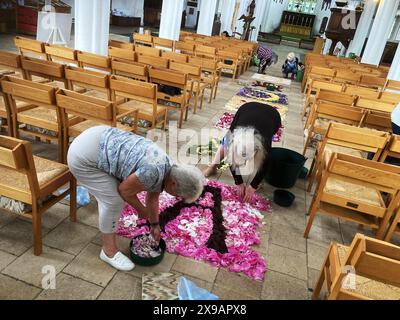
[67,126,125,234]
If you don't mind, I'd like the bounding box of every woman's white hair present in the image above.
[225,127,266,176]
[169,164,205,203]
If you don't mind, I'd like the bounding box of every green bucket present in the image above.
[265,148,307,189]
[129,234,166,267]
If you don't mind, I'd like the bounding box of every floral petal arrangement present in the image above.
[238,87,289,105]
[117,181,272,281]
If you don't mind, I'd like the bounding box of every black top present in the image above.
[228,102,282,189]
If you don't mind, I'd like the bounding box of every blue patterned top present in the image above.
[97,127,172,193]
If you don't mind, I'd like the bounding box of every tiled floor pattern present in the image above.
[0,32,399,300]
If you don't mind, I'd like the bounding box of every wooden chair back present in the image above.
[14,36,46,59]
[344,85,380,99]
[108,46,136,62]
[153,37,174,51]
[135,45,161,57]
[161,51,188,63]
[137,55,169,68]
[380,135,400,163]
[359,75,386,89]
[111,59,148,82]
[334,70,361,85]
[0,51,22,76]
[108,40,134,50]
[77,51,111,73]
[195,45,217,59]
[21,56,67,87]
[356,97,396,114]
[133,33,153,47]
[385,80,400,91]
[44,44,78,66]
[379,92,400,104]
[64,66,111,100]
[175,41,195,55]
[361,111,392,133]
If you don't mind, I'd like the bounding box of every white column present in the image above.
[361,0,400,65]
[388,45,400,80]
[197,0,218,36]
[250,0,268,42]
[220,0,236,35]
[347,0,378,57]
[390,16,400,40]
[75,0,111,56]
[159,0,185,40]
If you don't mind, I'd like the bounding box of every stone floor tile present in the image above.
[270,222,307,253]
[43,220,98,255]
[18,203,70,231]
[0,274,41,300]
[211,284,255,300]
[0,250,17,271]
[2,245,74,287]
[307,242,328,270]
[63,243,117,287]
[128,253,177,278]
[214,269,263,298]
[76,202,99,229]
[0,210,18,229]
[98,272,141,300]
[267,244,307,281]
[172,256,218,282]
[36,273,103,300]
[262,270,309,300]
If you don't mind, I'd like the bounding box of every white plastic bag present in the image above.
[177,277,219,300]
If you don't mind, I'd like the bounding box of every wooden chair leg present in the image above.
[162,111,168,131]
[193,92,199,114]
[304,199,320,238]
[213,83,219,99]
[208,87,213,104]
[312,265,326,300]
[303,134,312,156]
[179,109,184,129]
[70,176,77,222]
[32,203,42,256]
[200,92,205,110]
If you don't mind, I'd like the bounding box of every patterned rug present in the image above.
[117,181,272,281]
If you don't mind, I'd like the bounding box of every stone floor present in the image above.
[0,32,399,300]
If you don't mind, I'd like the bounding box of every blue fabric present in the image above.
[283,64,298,75]
[97,128,172,192]
[392,122,400,135]
[178,277,219,300]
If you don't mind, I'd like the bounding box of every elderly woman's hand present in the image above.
[243,185,256,203]
[151,224,161,242]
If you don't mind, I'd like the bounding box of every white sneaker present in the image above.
[100,250,135,271]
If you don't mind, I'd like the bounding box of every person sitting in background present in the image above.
[222,31,231,37]
[282,52,299,80]
[256,45,278,74]
[392,102,400,135]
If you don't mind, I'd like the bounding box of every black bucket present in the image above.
[265,148,307,189]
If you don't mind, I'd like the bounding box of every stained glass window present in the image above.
[287,0,317,14]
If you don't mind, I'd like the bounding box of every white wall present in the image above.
[312,0,332,36]
[261,0,289,33]
[111,0,144,21]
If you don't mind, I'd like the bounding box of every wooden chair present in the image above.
[137,55,169,69]
[169,61,207,114]
[359,75,386,90]
[344,85,380,100]
[111,59,148,82]
[14,36,46,59]
[312,234,400,300]
[0,51,23,77]
[133,33,153,47]
[44,44,78,66]
[108,46,136,62]
[0,135,76,255]
[302,66,336,93]
[379,91,400,104]
[333,70,361,85]
[64,66,114,102]
[380,135,400,164]
[21,56,67,88]
[148,67,189,129]
[356,97,396,114]
[56,88,139,163]
[302,80,344,118]
[153,37,174,51]
[195,45,217,60]
[135,45,161,57]
[1,76,65,162]
[304,153,400,241]
[217,50,241,80]
[303,102,365,155]
[385,80,400,92]
[161,51,188,63]
[361,111,393,133]
[188,56,220,103]
[174,41,195,55]
[307,122,390,192]
[108,39,134,50]
[110,75,167,131]
[77,51,111,73]
[304,89,356,127]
